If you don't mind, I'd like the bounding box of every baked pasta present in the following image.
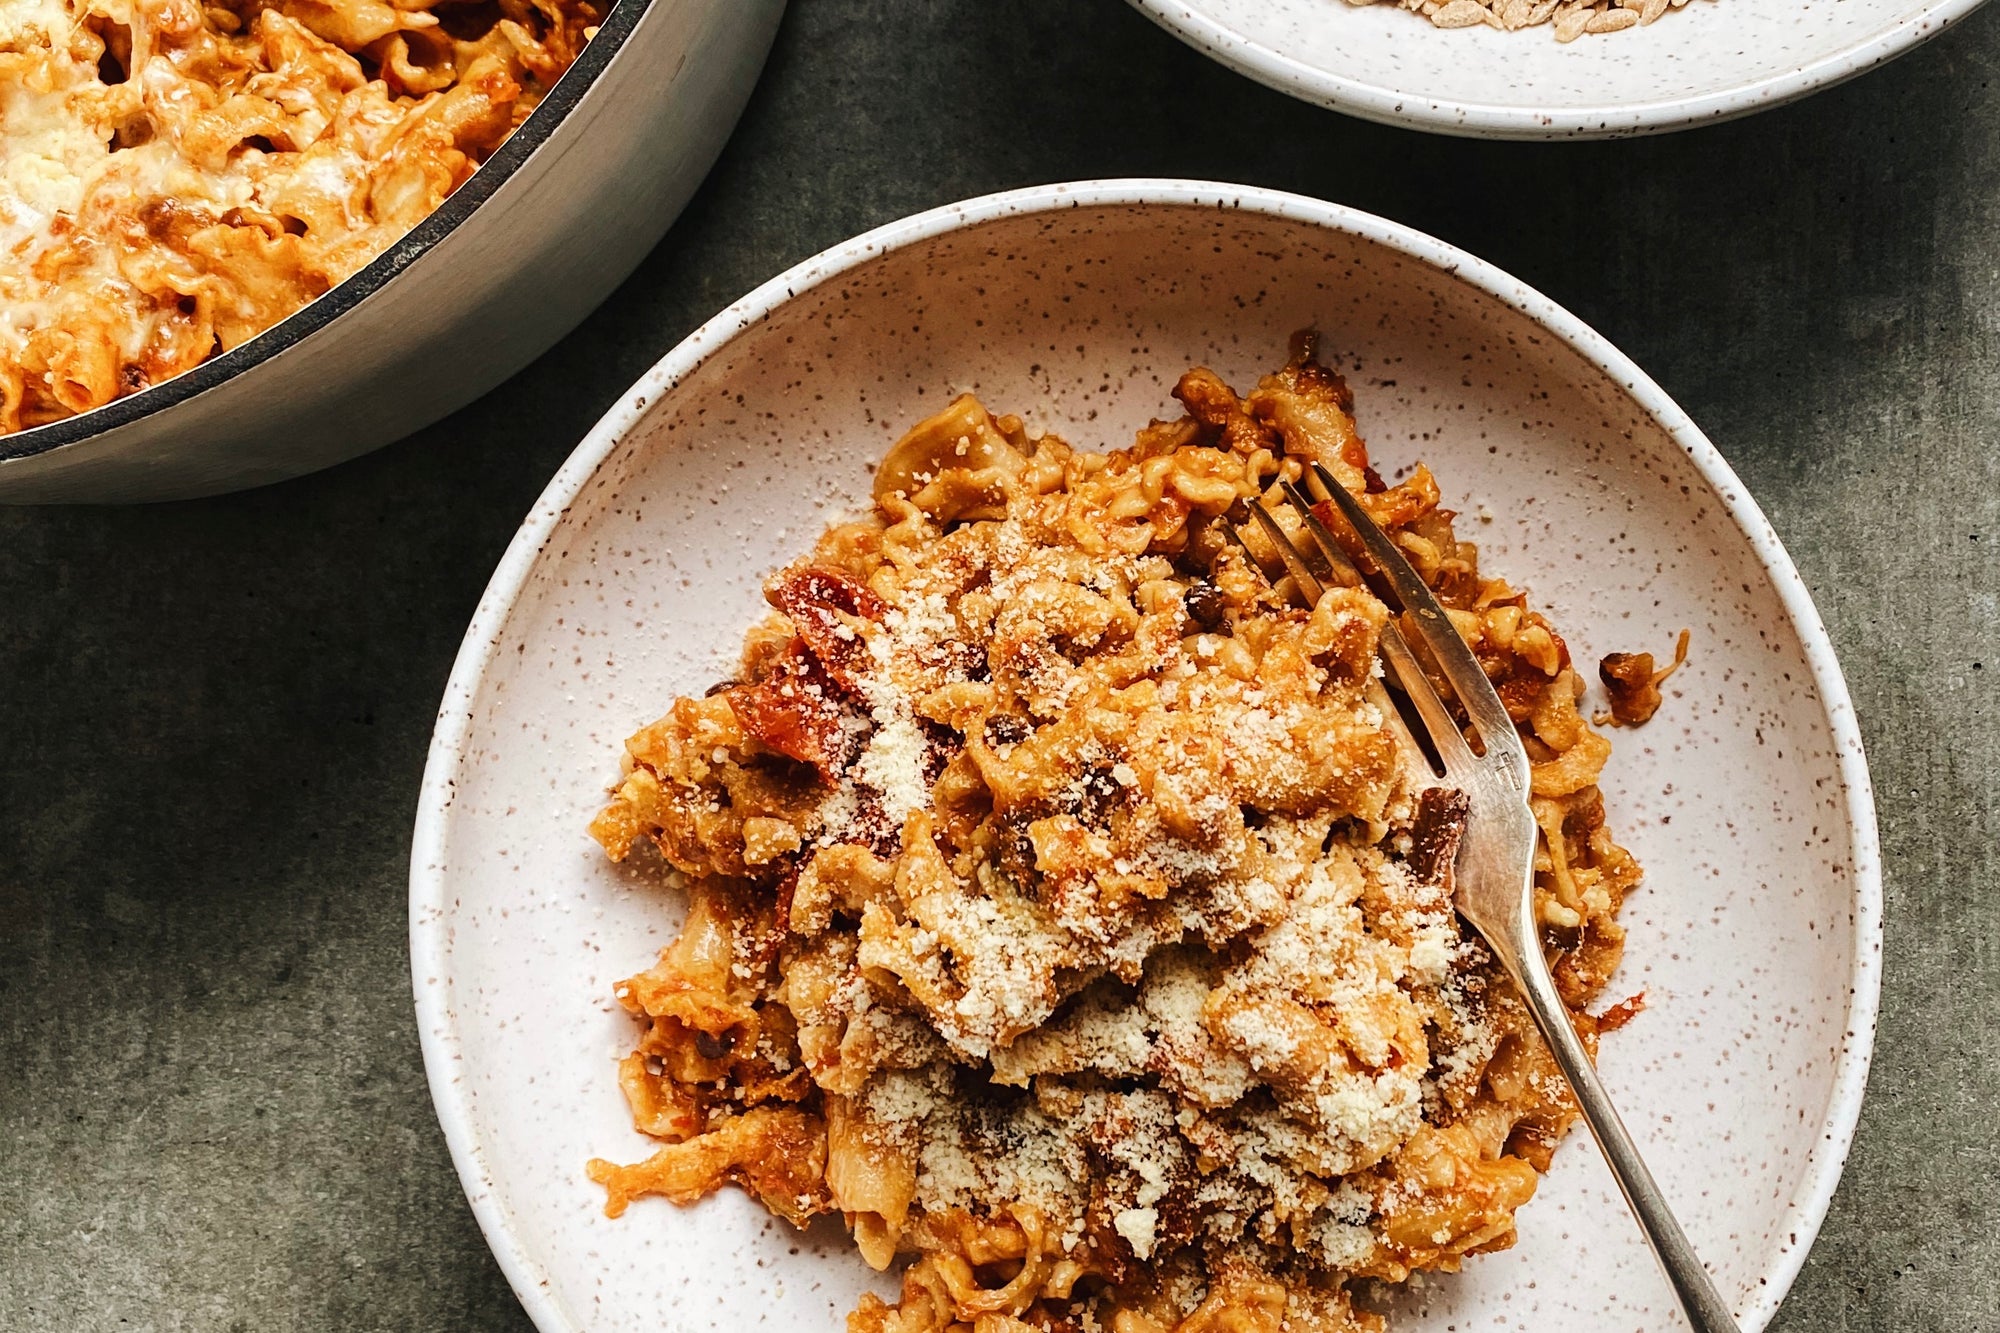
[586,338,1646,1333]
[0,0,601,433]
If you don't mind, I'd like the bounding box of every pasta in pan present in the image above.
[0,0,601,433]
[587,337,1651,1333]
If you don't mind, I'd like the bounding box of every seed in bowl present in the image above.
[1393,0,1705,40]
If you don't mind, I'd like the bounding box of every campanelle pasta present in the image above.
[586,338,1647,1333]
[0,0,600,433]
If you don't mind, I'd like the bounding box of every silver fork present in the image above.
[1231,463,1740,1333]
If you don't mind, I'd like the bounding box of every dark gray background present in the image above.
[3,1,1995,1328]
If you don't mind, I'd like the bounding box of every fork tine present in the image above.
[1244,480,1479,777]
[1217,517,1303,609]
[1242,501,1326,606]
[1308,462,1520,755]
[1275,480,1363,588]
[1380,623,1479,773]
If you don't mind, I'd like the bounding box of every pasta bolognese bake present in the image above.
[586,338,1647,1333]
[0,0,601,433]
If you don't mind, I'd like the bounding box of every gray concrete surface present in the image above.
[3,1,1996,1328]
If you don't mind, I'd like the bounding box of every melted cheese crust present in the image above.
[0,0,600,432]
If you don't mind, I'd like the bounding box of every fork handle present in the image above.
[1497,916,1744,1333]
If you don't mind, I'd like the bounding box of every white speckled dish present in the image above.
[411,181,1880,1333]
[1132,0,1987,138]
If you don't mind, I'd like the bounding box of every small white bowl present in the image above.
[1132,0,1986,138]
[411,181,1880,1333]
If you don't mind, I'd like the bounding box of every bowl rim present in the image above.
[408,178,1883,1332]
[1128,0,1990,139]
[0,0,653,468]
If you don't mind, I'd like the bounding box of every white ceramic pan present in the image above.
[0,0,785,503]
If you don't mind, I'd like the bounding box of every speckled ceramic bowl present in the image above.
[410,181,1880,1333]
[1132,0,1986,138]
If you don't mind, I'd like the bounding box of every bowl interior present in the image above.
[1140,0,1959,132]
[418,200,1871,1331]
